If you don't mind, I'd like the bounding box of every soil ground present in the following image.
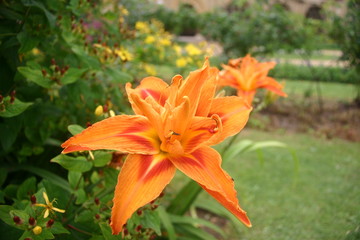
[250,97,360,142]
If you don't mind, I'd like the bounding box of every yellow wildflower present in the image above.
[185,44,202,56]
[144,64,157,76]
[173,45,182,56]
[114,48,133,62]
[159,37,171,46]
[135,21,149,33]
[144,35,156,44]
[34,192,65,218]
[176,57,188,67]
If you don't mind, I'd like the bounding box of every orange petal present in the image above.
[181,115,222,153]
[177,59,213,115]
[169,146,251,227]
[196,67,219,117]
[208,96,252,145]
[256,77,287,97]
[111,154,176,234]
[62,115,159,154]
[218,70,239,88]
[126,77,169,114]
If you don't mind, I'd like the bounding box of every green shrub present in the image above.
[270,64,359,83]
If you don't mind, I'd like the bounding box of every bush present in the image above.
[270,64,359,84]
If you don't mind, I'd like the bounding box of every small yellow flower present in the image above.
[114,48,133,62]
[176,57,188,68]
[159,37,171,46]
[135,21,149,33]
[33,226,42,235]
[144,35,156,44]
[95,105,104,116]
[119,6,129,16]
[173,45,182,56]
[35,192,65,218]
[144,64,157,76]
[185,44,202,56]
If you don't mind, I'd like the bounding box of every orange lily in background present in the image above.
[61,60,252,234]
[219,54,287,105]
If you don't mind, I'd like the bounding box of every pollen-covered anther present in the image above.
[165,130,180,141]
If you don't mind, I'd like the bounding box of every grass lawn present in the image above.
[282,79,358,102]
[195,129,360,240]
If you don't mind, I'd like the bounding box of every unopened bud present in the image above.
[135,225,142,232]
[95,214,100,220]
[151,205,158,210]
[94,105,103,116]
[41,69,47,77]
[94,198,100,205]
[32,226,42,235]
[55,65,60,72]
[31,195,37,204]
[46,219,54,228]
[136,209,142,216]
[13,216,22,224]
[28,217,36,226]
[0,95,3,102]
[51,58,56,65]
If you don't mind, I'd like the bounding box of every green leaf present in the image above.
[51,155,93,172]
[158,206,176,240]
[0,116,22,151]
[99,222,121,240]
[67,124,85,136]
[170,215,225,238]
[17,31,40,53]
[93,152,112,167]
[167,180,201,215]
[18,66,53,88]
[50,221,70,234]
[10,165,71,193]
[104,67,133,83]
[68,171,82,190]
[0,96,33,118]
[0,168,8,187]
[22,0,56,28]
[142,210,161,235]
[75,209,93,223]
[175,224,216,240]
[61,68,88,85]
[0,205,16,226]
[75,188,87,204]
[17,176,37,200]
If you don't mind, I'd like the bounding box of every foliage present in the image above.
[270,64,359,84]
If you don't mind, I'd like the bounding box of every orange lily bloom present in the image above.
[61,60,252,234]
[219,54,287,105]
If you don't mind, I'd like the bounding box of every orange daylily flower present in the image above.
[61,60,252,234]
[219,54,287,105]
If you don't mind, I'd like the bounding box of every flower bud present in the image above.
[30,195,36,204]
[32,226,42,235]
[51,58,56,65]
[13,216,22,224]
[136,209,142,216]
[46,219,54,228]
[135,225,142,232]
[28,217,36,226]
[94,197,100,205]
[94,105,103,116]
[0,95,3,102]
[41,69,47,77]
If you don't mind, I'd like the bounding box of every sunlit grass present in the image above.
[198,129,360,240]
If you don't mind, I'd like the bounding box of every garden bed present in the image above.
[250,98,360,142]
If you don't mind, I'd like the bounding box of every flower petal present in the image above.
[42,192,50,205]
[169,146,251,227]
[44,209,49,218]
[126,77,169,114]
[111,154,176,234]
[208,96,252,145]
[181,115,222,153]
[52,207,65,213]
[256,77,287,97]
[62,115,159,154]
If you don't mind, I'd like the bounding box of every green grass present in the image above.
[196,129,360,240]
[283,79,358,102]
